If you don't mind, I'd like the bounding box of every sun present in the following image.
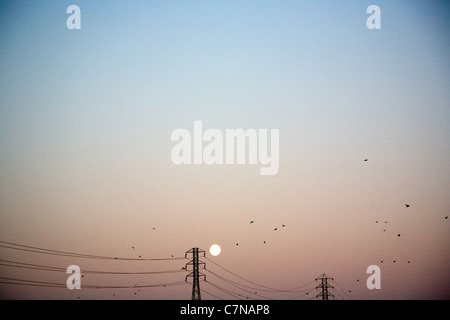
[209,244,221,256]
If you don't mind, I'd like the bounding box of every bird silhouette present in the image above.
[397,234,401,237]
[236,243,239,246]
[250,221,254,224]
[393,260,396,263]
[282,225,285,227]
[274,228,277,231]
[364,159,368,162]
[405,204,410,208]
[445,216,448,219]
[263,241,266,244]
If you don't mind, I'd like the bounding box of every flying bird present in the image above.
[405,204,410,208]
[282,225,285,227]
[274,228,277,231]
[236,243,239,246]
[445,216,448,219]
[263,241,266,244]
[397,234,401,237]
[250,221,254,224]
[364,159,368,162]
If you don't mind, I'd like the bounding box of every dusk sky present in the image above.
[0,1,449,300]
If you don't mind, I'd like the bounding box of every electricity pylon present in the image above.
[315,273,335,300]
[185,248,206,300]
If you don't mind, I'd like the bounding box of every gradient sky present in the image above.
[0,0,449,300]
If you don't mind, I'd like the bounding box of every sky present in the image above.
[0,0,449,300]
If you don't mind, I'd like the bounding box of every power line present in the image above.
[205,257,315,293]
[204,281,245,300]
[0,276,188,290]
[205,269,273,300]
[201,287,224,300]
[0,240,184,261]
[0,259,185,275]
[206,268,315,294]
[205,268,317,300]
[333,278,352,300]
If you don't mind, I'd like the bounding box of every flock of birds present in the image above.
[350,158,448,292]
[232,158,449,295]
[234,221,286,246]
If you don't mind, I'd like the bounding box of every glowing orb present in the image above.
[209,244,221,256]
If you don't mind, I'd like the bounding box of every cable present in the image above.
[286,290,315,300]
[0,259,185,275]
[333,278,351,300]
[0,240,184,261]
[205,269,273,300]
[204,280,245,300]
[206,268,314,294]
[0,276,188,289]
[200,287,224,300]
[205,257,316,292]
